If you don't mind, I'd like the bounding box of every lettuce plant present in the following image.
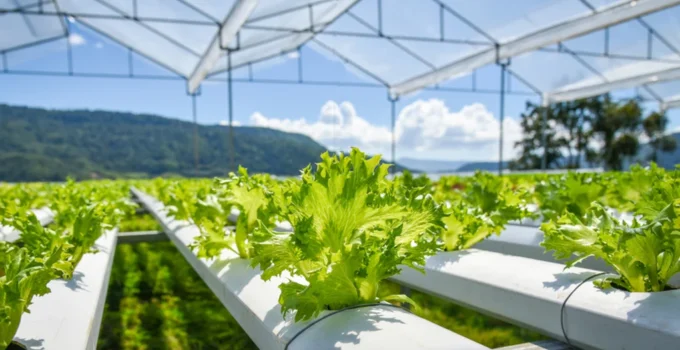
[533,172,606,221]
[441,172,528,250]
[251,149,446,321]
[187,168,283,259]
[541,203,680,292]
[0,236,64,348]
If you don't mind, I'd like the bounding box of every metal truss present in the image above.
[390,0,680,97]
[2,0,675,176]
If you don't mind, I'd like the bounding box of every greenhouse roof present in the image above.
[4,0,680,109]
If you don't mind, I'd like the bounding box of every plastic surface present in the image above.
[0,2,65,51]
[0,207,54,242]
[187,0,258,93]
[391,0,680,96]
[8,1,680,99]
[12,230,118,350]
[132,187,487,350]
[391,249,680,350]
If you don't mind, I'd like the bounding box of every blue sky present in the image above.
[2,3,680,162]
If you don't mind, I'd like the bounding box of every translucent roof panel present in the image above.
[0,1,66,51]
[6,0,680,100]
[313,33,434,85]
[438,0,625,43]
[0,0,56,10]
[181,0,237,21]
[5,36,69,72]
[209,0,358,76]
[248,0,327,20]
[55,0,229,77]
[240,0,344,49]
[301,0,494,86]
[645,80,680,99]
[642,5,680,47]
[509,50,606,92]
[389,0,680,96]
[134,0,223,22]
[551,56,680,93]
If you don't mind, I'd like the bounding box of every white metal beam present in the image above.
[661,93,680,110]
[187,0,259,94]
[390,0,680,97]
[549,66,680,102]
[207,0,359,76]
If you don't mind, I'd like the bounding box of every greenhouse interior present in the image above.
[1,0,680,349]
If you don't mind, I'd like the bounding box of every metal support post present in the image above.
[191,93,199,174]
[227,50,236,171]
[541,95,549,170]
[389,94,398,173]
[498,61,508,175]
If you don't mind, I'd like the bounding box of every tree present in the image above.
[643,111,677,163]
[556,99,592,169]
[509,102,563,170]
[510,99,594,170]
[586,96,643,171]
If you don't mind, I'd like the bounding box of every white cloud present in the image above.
[249,99,522,161]
[219,120,241,126]
[95,42,103,49]
[68,33,85,46]
[250,101,392,154]
[395,100,520,156]
[287,51,300,59]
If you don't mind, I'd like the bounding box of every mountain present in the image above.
[0,104,328,182]
[455,161,509,173]
[397,158,468,173]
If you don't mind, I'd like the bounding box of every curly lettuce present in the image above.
[187,168,284,259]
[251,149,446,321]
[541,202,680,292]
[441,172,529,250]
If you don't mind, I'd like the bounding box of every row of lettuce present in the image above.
[1,149,678,347]
[0,180,134,349]
[135,149,679,324]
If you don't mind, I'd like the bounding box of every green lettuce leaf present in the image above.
[252,148,445,321]
[541,202,680,292]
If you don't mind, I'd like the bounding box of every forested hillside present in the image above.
[0,104,327,181]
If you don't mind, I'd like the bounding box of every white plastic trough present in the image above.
[131,187,487,350]
[390,249,680,350]
[476,224,610,272]
[0,207,54,242]
[476,224,680,286]
[12,229,118,350]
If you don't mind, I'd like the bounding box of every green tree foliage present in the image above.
[510,102,564,170]
[643,111,678,163]
[512,95,677,171]
[0,104,327,181]
[587,96,643,170]
[511,99,594,170]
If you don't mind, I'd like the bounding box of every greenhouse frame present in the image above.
[5,0,680,170]
[2,1,680,349]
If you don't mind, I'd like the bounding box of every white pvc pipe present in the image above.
[390,249,680,350]
[0,206,55,242]
[13,229,118,350]
[132,188,487,350]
